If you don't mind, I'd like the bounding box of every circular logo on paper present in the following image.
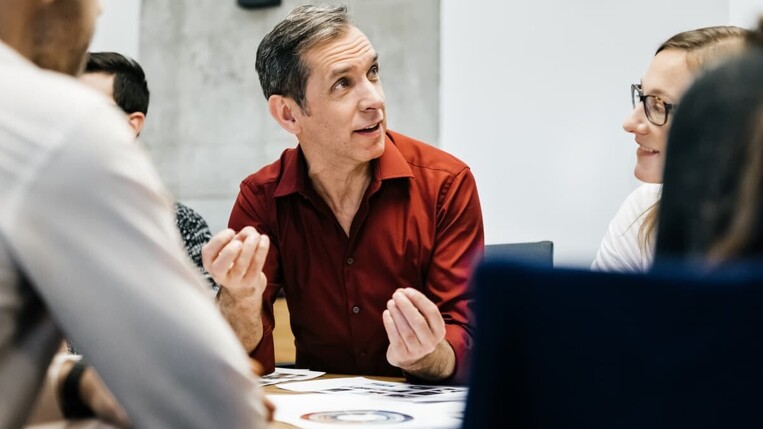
[301,410,414,424]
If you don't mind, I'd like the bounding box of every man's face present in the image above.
[292,25,386,167]
[31,0,102,76]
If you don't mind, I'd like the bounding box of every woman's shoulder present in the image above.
[623,182,662,209]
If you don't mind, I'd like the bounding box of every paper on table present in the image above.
[258,367,326,386]
[268,393,464,429]
[276,377,468,403]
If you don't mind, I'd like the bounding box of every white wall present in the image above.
[89,0,141,59]
[730,0,763,26]
[440,0,758,267]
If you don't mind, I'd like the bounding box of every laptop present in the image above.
[462,259,763,428]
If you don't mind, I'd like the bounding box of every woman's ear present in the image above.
[268,95,301,135]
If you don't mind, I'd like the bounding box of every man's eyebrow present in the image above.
[329,54,380,78]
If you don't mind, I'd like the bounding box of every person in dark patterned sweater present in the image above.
[174,201,218,292]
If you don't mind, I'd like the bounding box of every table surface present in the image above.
[26,374,408,429]
[265,373,406,428]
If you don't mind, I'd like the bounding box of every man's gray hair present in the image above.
[255,4,351,112]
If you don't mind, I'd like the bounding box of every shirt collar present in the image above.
[273,145,309,198]
[0,40,35,69]
[273,131,414,198]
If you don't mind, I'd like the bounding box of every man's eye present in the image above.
[369,65,379,77]
[334,78,349,90]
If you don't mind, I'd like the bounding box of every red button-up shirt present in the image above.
[229,130,484,384]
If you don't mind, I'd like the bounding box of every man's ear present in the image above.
[268,95,301,135]
[126,111,145,137]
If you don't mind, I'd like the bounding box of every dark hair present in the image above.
[749,16,763,48]
[654,41,763,265]
[255,4,351,113]
[85,52,149,115]
[637,25,750,252]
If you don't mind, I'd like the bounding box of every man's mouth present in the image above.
[355,122,381,133]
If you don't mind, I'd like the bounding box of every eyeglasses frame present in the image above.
[631,83,678,126]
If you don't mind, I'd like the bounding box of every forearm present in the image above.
[218,287,265,353]
[402,340,456,382]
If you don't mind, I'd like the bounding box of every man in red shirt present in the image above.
[203,4,484,384]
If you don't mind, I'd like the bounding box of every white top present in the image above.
[591,183,662,273]
[0,41,264,428]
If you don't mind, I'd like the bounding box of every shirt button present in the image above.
[346,257,354,265]
[352,306,360,314]
[359,349,367,357]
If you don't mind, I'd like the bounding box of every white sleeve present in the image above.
[591,184,660,273]
[8,106,264,428]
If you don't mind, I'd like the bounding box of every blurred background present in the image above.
[90,0,763,267]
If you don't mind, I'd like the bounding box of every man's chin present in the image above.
[32,48,88,76]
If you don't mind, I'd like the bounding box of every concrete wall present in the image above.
[138,0,440,233]
[90,0,142,59]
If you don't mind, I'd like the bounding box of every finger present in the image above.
[202,228,235,269]
[392,290,434,342]
[234,226,260,242]
[382,309,406,352]
[244,235,270,281]
[401,288,445,337]
[250,358,265,376]
[228,232,260,280]
[208,240,243,278]
[387,298,420,349]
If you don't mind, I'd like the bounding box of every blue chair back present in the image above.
[484,241,553,267]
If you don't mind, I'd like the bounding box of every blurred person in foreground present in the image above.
[0,0,266,427]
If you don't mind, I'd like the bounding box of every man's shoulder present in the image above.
[2,62,108,120]
[240,147,299,192]
[0,58,138,198]
[387,130,469,177]
[0,60,125,150]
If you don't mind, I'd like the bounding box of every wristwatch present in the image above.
[59,359,95,419]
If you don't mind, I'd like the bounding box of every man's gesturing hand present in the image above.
[382,288,455,381]
[202,227,269,297]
